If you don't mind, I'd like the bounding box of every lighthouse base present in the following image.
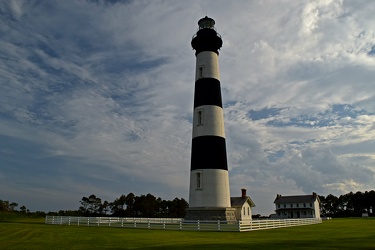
[184,207,236,222]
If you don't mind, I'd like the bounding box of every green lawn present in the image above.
[1,215,374,249]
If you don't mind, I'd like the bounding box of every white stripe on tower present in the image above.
[195,51,220,81]
[188,16,231,209]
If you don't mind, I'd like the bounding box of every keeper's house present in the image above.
[231,189,255,222]
[274,192,320,219]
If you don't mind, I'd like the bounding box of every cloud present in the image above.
[323,179,363,194]
[0,0,374,215]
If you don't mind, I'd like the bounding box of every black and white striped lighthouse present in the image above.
[185,16,235,221]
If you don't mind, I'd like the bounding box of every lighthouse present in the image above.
[185,16,235,221]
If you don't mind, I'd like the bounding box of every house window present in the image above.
[310,203,312,207]
[243,207,245,215]
[283,204,286,208]
[304,211,307,215]
[297,204,299,208]
[291,204,293,208]
[303,203,306,208]
[197,109,204,126]
[278,204,280,208]
[248,207,250,215]
[196,172,202,189]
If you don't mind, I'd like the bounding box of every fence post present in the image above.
[87,217,90,227]
[197,220,200,230]
[179,221,182,230]
[217,220,220,231]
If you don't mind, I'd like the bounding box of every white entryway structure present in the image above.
[230,189,255,222]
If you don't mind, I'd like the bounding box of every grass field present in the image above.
[1,214,374,249]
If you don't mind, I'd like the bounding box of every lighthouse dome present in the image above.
[198,16,215,29]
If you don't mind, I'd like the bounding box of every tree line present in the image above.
[77,193,188,218]
[319,190,375,217]
[1,193,188,218]
[0,199,47,217]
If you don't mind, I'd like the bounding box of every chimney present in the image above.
[313,192,317,197]
[276,194,281,199]
[241,188,247,198]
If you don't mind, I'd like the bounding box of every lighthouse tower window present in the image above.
[198,65,204,78]
[196,172,202,189]
[197,109,204,126]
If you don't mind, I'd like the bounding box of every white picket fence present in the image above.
[239,218,322,232]
[45,216,321,232]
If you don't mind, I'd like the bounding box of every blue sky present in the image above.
[1,0,374,215]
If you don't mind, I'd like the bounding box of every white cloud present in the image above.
[0,0,374,215]
[323,179,363,194]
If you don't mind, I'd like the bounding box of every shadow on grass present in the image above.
[139,238,375,250]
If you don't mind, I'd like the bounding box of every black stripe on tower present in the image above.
[194,78,223,108]
[191,28,222,55]
[191,136,228,171]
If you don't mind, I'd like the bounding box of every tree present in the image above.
[0,200,10,211]
[110,194,127,216]
[9,202,18,211]
[79,194,102,215]
[20,205,27,213]
[321,194,340,216]
[158,198,169,217]
[125,193,135,216]
[101,201,110,215]
[365,190,375,215]
[133,193,159,217]
[168,198,189,218]
[352,191,365,216]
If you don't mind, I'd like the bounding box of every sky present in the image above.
[0,0,374,216]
